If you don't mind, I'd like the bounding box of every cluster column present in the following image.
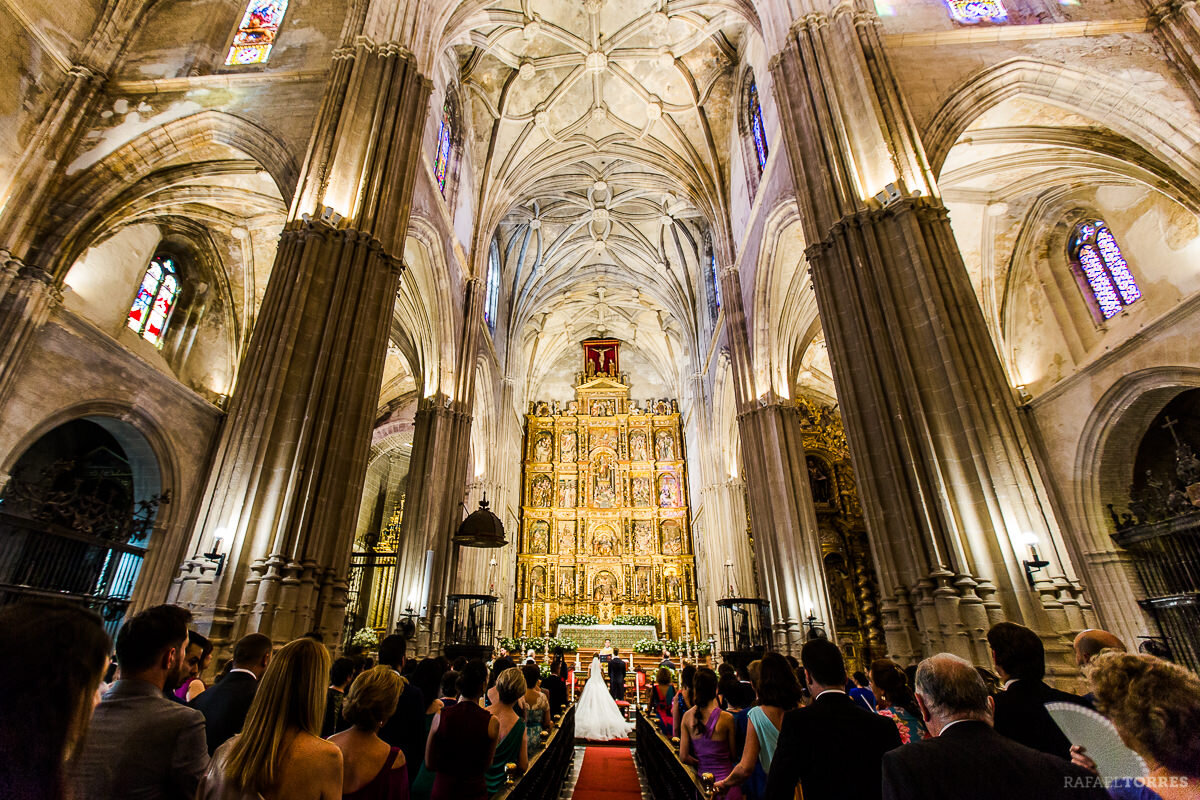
[170,39,432,646]
[769,4,1093,666]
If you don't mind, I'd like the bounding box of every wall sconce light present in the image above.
[803,607,827,641]
[204,527,229,577]
[1020,532,1049,587]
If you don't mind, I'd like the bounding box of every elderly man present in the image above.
[881,654,1106,800]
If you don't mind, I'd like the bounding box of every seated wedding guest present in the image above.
[0,599,110,800]
[174,631,213,703]
[650,667,677,732]
[681,668,742,800]
[673,664,697,738]
[323,657,357,737]
[485,667,529,794]
[987,622,1084,759]
[522,663,552,754]
[881,653,1105,800]
[426,661,498,800]
[194,632,273,754]
[377,635,426,789]
[716,652,801,799]
[409,659,447,800]
[329,667,409,800]
[870,659,926,743]
[198,637,342,799]
[764,639,901,800]
[849,671,878,712]
[1075,651,1200,800]
[73,604,209,800]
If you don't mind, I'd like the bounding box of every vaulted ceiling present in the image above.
[451,0,757,399]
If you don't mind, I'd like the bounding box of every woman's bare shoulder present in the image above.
[291,733,343,768]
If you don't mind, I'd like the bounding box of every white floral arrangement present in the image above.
[350,627,379,650]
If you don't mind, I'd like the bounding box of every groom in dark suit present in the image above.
[608,648,627,701]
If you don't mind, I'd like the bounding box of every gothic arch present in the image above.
[395,215,461,399]
[33,111,296,278]
[925,59,1200,187]
[751,199,815,401]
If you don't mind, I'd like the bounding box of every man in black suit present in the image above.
[764,638,902,800]
[987,621,1085,759]
[882,653,1108,800]
[191,632,272,754]
[608,648,627,701]
[377,634,426,788]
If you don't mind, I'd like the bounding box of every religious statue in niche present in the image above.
[593,570,618,602]
[658,474,678,507]
[654,400,671,415]
[533,433,552,462]
[808,456,834,504]
[560,431,577,462]
[634,566,653,597]
[592,399,616,417]
[591,427,617,452]
[530,566,547,601]
[633,520,654,554]
[528,520,549,554]
[629,430,648,461]
[665,570,682,601]
[531,475,552,507]
[593,453,617,508]
[592,525,617,557]
[567,400,579,415]
[632,477,651,507]
[824,552,857,627]
[557,522,576,556]
[655,431,675,461]
[558,479,577,508]
[559,567,576,598]
[661,519,683,555]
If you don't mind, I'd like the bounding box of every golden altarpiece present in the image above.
[515,340,698,640]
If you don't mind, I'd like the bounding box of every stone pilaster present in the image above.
[770,4,1092,665]
[1150,0,1200,108]
[170,39,432,647]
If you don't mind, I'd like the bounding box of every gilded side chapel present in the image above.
[1,0,1199,679]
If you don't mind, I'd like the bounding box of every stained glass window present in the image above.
[433,99,454,195]
[484,241,500,332]
[709,248,722,313]
[945,0,1008,24]
[1070,219,1140,320]
[748,78,768,174]
[225,0,289,66]
[127,255,180,347]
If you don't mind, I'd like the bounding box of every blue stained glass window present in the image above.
[709,249,722,312]
[484,241,500,331]
[127,255,180,346]
[946,0,1008,24]
[749,79,768,173]
[434,99,453,195]
[1070,220,1140,320]
[225,0,289,65]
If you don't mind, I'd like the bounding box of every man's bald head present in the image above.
[1073,629,1126,667]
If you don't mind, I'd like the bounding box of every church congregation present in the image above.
[4,0,1200,796]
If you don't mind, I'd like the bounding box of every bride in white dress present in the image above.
[574,656,634,740]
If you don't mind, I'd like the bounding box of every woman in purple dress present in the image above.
[680,668,743,800]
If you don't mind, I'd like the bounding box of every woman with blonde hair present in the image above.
[1074,652,1200,800]
[484,667,529,793]
[329,666,409,799]
[198,637,343,799]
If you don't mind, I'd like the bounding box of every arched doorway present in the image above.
[0,418,166,637]
[1108,387,1200,670]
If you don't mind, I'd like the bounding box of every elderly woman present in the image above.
[1074,652,1200,800]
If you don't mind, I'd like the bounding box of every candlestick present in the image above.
[660,603,667,633]
[522,603,528,634]
[707,606,715,635]
[544,603,551,634]
[496,601,503,633]
[684,607,691,635]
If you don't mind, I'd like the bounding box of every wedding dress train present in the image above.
[574,656,634,741]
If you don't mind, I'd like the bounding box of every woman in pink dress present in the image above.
[680,668,743,800]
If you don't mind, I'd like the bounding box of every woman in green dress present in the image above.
[484,667,528,794]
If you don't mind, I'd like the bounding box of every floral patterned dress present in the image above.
[878,704,927,744]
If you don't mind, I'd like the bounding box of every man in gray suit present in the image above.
[72,604,209,799]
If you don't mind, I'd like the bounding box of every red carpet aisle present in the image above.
[570,747,642,800]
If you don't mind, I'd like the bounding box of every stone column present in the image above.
[1151,0,1200,107]
[770,3,1092,666]
[171,39,432,647]
[719,266,834,654]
